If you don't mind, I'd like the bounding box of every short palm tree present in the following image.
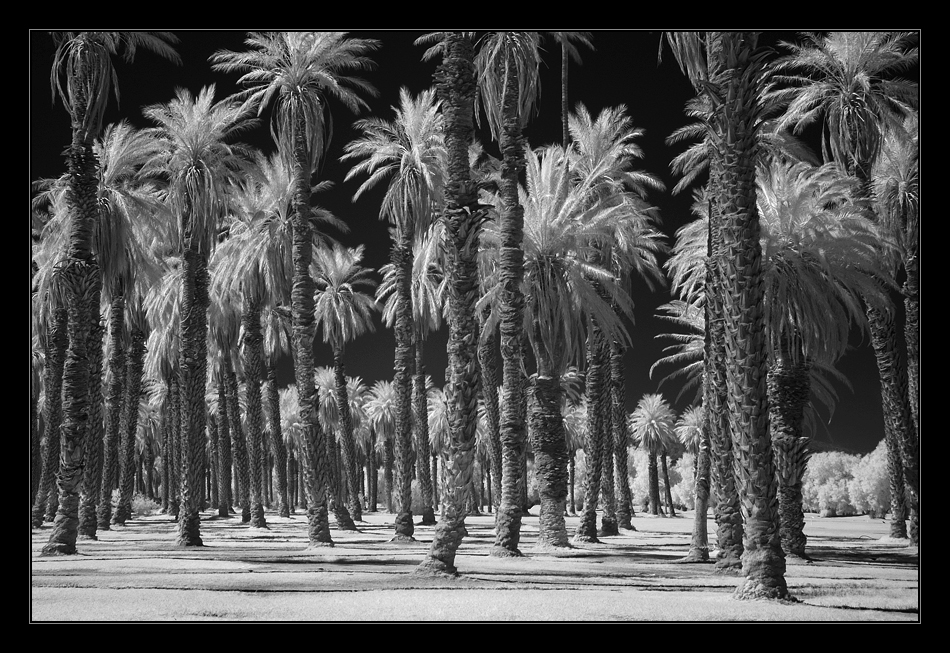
[212,31,380,547]
[313,244,378,524]
[141,85,255,546]
[629,394,677,517]
[40,31,180,556]
[343,85,444,543]
[366,380,398,513]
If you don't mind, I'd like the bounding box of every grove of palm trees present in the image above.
[31,30,919,622]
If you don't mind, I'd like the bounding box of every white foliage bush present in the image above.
[671,453,696,511]
[847,439,891,518]
[802,450,862,517]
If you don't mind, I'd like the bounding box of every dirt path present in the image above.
[31,508,918,622]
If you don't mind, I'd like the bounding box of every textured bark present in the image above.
[167,376,182,518]
[325,423,356,530]
[661,453,676,518]
[175,248,208,547]
[575,330,606,543]
[610,340,635,530]
[705,177,744,573]
[288,110,333,548]
[390,237,416,542]
[412,339,436,525]
[42,255,99,555]
[477,306,503,513]
[712,34,787,600]
[568,450,577,515]
[97,297,126,529]
[417,33,483,574]
[78,315,105,539]
[332,346,363,523]
[648,453,663,516]
[768,352,811,558]
[491,39,530,557]
[683,406,712,562]
[868,303,918,544]
[113,327,146,525]
[33,307,68,528]
[215,379,232,517]
[264,365,290,517]
[531,373,570,549]
[241,295,268,529]
[598,347,618,537]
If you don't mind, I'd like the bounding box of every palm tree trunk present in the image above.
[222,354,250,522]
[610,340,635,530]
[33,306,68,529]
[241,294,268,529]
[867,302,918,543]
[97,296,126,529]
[492,43,530,557]
[215,378,232,517]
[598,349,618,536]
[175,248,208,546]
[477,306,503,514]
[389,236,415,541]
[333,345,363,523]
[384,436,394,513]
[41,130,102,556]
[648,452,662,516]
[568,449,577,515]
[412,337,436,525]
[684,406,712,562]
[575,327,608,542]
[703,172,745,575]
[114,327,146,525]
[903,233,919,438]
[661,452,676,517]
[78,315,105,539]
[417,32,483,576]
[289,112,333,548]
[264,364,290,518]
[768,347,812,559]
[531,367,570,549]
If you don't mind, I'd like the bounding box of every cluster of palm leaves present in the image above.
[31,31,918,599]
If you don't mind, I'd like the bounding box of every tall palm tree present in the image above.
[769,30,919,545]
[212,31,380,547]
[141,85,255,546]
[481,144,650,549]
[472,31,544,558]
[567,102,667,539]
[675,404,710,560]
[377,227,446,526]
[314,366,358,530]
[547,32,595,150]
[665,30,790,599]
[343,85,443,543]
[313,244,378,524]
[41,31,180,556]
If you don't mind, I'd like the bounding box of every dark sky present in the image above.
[30,30,895,455]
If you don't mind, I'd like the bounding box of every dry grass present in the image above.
[31,507,918,622]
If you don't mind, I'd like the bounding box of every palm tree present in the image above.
[769,31,919,545]
[141,85,255,546]
[629,394,677,517]
[343,85,443,544]
[313,244,378,524]
[40,31,180,556]
[664,31,790,599]
[547,32,595,150]
[366,380,398,513]
[567,102,667,540]
[675,404,709,560]
[471,31,545,558]
[212,31,380,547]
[481,144,650,549]
[262,305,293,517]
[377,226,446,526]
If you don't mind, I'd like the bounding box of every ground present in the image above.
[30,507,918,622]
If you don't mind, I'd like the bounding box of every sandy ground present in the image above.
[30,506,919,622]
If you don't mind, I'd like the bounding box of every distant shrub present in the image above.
[132,493,161,517]
[802,450,861,517]
[847,439,891,519]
